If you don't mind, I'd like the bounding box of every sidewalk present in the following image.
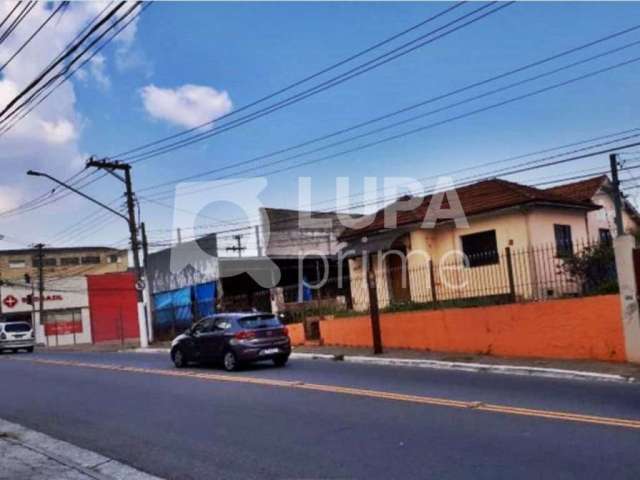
[0,418,162,480]
[292,345,640,383]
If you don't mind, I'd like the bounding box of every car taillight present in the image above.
[282,326,289,337]
[31,331,35,338]
[235,330,256,340]
[0,332,5,340]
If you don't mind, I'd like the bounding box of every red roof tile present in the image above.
[544,175,608,202]
[340,178,597,240]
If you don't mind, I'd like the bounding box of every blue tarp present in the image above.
[152,287,193,330]
[171,287,193,327]
[194,282,216,318]
[152,291,174,328]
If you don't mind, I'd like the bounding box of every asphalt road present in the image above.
[1,350,639,480]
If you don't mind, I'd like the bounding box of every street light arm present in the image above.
[26,170,129,223]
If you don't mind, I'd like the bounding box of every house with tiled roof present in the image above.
[544,175,640,241]
[338,178,604,310]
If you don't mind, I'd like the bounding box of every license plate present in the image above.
[261,348,280,355]
[14,334,24,339]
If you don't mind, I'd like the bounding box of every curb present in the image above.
[131,348,169,354]
[0,418,163,480]
[128,348,635,384]
[289,353,636,384]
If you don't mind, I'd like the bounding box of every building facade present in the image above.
[544,175,640,240]
[0,246,129,284]
[340,178,602,310]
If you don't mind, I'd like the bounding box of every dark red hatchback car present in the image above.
[170,313,291,371]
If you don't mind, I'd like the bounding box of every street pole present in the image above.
[85,158,148,347]
[141,222,150,267]
[28,161,149,347]
[140,221,154,344]
[34,243,45,345]
[610,153,625,237]
[366,253,383,355]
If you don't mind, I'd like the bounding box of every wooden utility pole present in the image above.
[610,153,625,236]
[86,158,148,346]
[366,253,383,354]
[141,222,150,267]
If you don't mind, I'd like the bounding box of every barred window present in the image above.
[60,257,80,266]
[460,230,499,267]
[554,224,573,257]
[81,256,101,264]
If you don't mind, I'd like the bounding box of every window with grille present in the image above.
[81,256,101,264]
[460,230,499,267]
[554,224,573,257]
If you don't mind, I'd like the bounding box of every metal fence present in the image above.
[152,239,618,339]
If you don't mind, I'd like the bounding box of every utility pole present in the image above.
[226,234,246,257]
[27,165,149,348]
[176,228,182,244]
[610,153,625,236]
[365,253,383,355]
[34,243,45,335]
[85,158,148,347]
[141,222,150,267]
[140,221,154,344]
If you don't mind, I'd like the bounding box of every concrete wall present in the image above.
[288,323,305,346]
[319,295,625,362]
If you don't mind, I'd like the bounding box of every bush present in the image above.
[561,243,618,295]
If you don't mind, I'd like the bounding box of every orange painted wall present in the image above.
[319,295,626,362]
[288,323,305,346]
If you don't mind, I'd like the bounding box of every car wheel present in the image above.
[26,347,34,353]
[222,350,239,372]
[273,355,289,367]
[172,348,188,368]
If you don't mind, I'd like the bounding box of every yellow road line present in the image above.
[7,357,640,430]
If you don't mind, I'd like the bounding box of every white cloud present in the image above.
[89,54,110,89]
[140,84,233,128]
[41,119,77,144]
[0,2,145,241]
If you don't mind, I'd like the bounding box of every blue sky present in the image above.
[2,1,640,251]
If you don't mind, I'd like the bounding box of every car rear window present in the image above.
[237,315,281,329]
[4,323,31,332]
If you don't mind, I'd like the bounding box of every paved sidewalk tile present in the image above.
[0,436,88,480]
[0,419,163,480]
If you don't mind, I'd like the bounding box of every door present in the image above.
[192,318,216,360]
[387,249,411,303]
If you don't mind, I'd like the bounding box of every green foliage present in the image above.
[561,243,618,295]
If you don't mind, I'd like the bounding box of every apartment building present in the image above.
[0,246,129,283]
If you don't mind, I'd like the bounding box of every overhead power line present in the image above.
[0,3,23,34]
[114,1,514,164]
[0,2,151,222]
[0,2,150,136]
[110,1,467,161]
[0,1,36,46]
[0,1,69,73]
[139,52,640,207]
[0,1,127,122]
[135,25,640,195]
